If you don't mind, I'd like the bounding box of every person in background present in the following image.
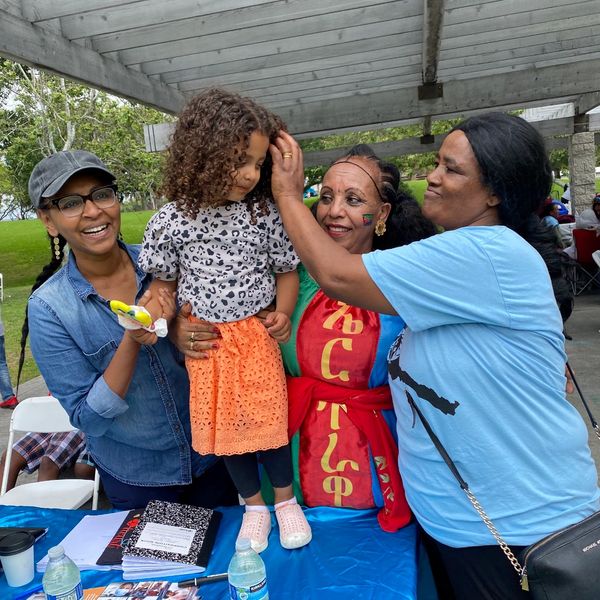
[540,200,565,249]
[560,184,572,212]
[22,150,238,510]
[0,306,18,409]
[0,430,94,491]
[575,194,600,230]
[269,113,599,599]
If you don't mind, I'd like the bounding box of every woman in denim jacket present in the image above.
[20,150,237,510]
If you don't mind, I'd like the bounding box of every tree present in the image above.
[0,58,172,218]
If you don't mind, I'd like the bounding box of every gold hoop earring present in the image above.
[375,220,387,237]
[53,236,61,260]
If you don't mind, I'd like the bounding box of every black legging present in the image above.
[223,444,293,499]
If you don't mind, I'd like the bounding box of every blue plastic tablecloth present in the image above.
[0,504,417,599]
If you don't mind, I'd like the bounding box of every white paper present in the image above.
[36,511,129,572]
[134,522,195,555]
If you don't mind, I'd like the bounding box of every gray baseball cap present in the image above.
[28,150,115,208]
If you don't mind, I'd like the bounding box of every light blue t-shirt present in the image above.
[363,226,599,547]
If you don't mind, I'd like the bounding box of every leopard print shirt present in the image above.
[138,201,299,323]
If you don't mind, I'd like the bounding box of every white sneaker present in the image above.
[237,510,271,553]
[275,503,312,550]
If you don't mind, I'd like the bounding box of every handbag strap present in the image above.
[406,391,525,576]
[566,362,600,437]
[406,363,599,578]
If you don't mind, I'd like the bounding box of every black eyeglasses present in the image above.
[44,184,119,218]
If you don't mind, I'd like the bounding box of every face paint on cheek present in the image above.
[362,213,374,226]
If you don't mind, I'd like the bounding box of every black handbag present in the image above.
[407,362,600,599]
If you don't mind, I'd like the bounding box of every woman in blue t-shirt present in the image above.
[269,114,599,599]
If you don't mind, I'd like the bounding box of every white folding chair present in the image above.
[0,396,100,509]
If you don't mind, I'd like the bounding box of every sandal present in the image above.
[275,503,312,550]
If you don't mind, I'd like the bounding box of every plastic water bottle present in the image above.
[42,545,83,600]
[228,537,269,600]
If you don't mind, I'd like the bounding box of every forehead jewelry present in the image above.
[331,159,387,203]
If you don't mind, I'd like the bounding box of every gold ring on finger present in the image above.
[282,152,293,159]
[189,340,194,351]
[190,332,195,342]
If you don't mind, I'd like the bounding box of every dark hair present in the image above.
[451,113,552,231]
[333,144,437,250]
[16,233,68,393]
[541,201,559,218]
[452,113,571,320]
[162,88,285,223]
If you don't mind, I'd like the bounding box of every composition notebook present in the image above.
[121,500,221,578]
[96,508,144,566]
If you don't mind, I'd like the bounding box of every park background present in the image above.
[1,57,599,387]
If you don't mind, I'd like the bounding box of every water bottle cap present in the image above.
[47,545,65,559]
[235,537,252,552]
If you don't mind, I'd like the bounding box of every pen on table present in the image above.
[12,583,44,600]
[178,572,229,587]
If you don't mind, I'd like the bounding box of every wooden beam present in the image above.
[21,0,129,21]
[180,51,418,94]
[82,0,399,52]
[108,4,412,67]
[251,71,420,107]
[445,0,572,24]
[164,32,418,86]
[303,128,599,167]
[0,9,185,114]
[273,58,600,135]
[422,0,444,83]
[439,34,597,74]
[143,115,590,161]
[25,0,271,31]
[217,62,420,103]
[443,12,600,53]
[576,92,600,115]
[0,0,22,17]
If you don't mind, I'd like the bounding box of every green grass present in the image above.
[0,211,154,289]
[1,211,154,385]
[405,179,427,203]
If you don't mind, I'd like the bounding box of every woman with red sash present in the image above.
[278,144,436,532]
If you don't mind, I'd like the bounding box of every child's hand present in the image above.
[126,290,159,346]
[263,310,292,343]
[158,288,177,321]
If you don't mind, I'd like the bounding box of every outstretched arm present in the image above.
[269,131,396,315]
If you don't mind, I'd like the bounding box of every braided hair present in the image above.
[16,233,68,393]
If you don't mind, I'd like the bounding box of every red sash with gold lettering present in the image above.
[288,376,412,532]
[282,288,411,532]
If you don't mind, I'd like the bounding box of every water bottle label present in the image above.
[229,577,269,600]
[45,583,83,600]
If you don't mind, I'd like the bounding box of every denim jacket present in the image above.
[28,243,215,486]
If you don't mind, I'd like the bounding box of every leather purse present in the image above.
[407,362,600,598]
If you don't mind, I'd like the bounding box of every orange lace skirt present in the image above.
[186,316,289,456]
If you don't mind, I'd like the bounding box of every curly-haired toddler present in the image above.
[138,88,311,553]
